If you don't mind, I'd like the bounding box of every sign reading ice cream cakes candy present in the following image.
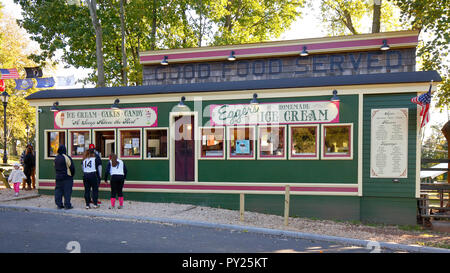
[54,107,158,129]
[210,101,339,126]
[370,108,408,178]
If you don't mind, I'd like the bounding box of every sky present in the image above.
[1,0,448,137]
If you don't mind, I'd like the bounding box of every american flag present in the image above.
[411,84,432,128]
[0,68,19,79]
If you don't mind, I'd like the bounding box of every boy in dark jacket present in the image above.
[54,145,75,209]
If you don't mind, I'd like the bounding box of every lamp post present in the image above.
[1,91,9,164]
[26,124,30,145]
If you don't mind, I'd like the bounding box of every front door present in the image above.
[174,115,195,181]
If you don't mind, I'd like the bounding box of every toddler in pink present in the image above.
[8,163,26,197]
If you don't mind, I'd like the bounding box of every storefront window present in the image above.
[119,129,141,158]
[258,126,286,159]
[290,125,319,159]
[46,130,65,158]
[94,130,116,159]
[200,127,225,159]
[322,124,353,159]
[228,126,255,159]
[69,130,90,158]
[145,128,168,159]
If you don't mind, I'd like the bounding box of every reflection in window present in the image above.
[94,130,115,158]
[120,130,141,157]
[145,129,167,158]
[229,127,254,158]
[70,131,90,157]
[47,131,65,158]
[324,125,351,156]
[259,126,285,158]
[291,126,318,158]
[200,127,224,158]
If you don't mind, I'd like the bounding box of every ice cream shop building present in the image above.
[26,30,441,225]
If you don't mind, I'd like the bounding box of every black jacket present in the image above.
[54,145,75,180]
[23,152,35,175]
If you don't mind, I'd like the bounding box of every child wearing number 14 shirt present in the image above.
[82,149,102,209]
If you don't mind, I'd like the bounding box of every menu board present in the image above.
[370,108,408,178]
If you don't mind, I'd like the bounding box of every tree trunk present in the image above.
[150,0,157,50]
[441,121,450,185]
[372,0,381,33]
[87,0,106,87]
[120,0,128,86]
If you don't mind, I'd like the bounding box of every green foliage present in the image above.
[15,0,305,86]
[319,0,403,35]
[392,0,450,108]
[0,13,38,155]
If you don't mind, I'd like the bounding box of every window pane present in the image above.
[324,126,350,155]
[259,127,285,157]
[201,127,224,158]
[70,131,90,157]
[146,129,167,158]
[47,131,65,157]
[229,127,254,157]
[95,130,115,158]
[121,130,141,157]
[291,126,317,156]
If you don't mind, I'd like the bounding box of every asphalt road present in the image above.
[0,208,376,254]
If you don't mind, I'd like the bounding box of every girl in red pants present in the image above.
[104,153,127,209]
[8,163,26,197]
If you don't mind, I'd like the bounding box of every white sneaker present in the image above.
[85,205,90,209]
[92,205,100,209]
[14,193,19,197]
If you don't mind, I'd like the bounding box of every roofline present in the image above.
[26,71,441,102]
[140,30,419,65]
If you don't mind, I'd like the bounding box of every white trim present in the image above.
[143,127,169,160]
[27,82,439,107]
[227,125,256,160]
[37,179,359,196]
[43,129,67,160]
[169,111,199,182]
[257,125,287,160]
[198,126,226,160]
[321,123,354,160]
[35,107,40,188]
[118,128,143,160]
[92,129,117,160]
[416,102,421,198]
[358,94,363,197]
[67,129,92,159]
[288,124,320,160]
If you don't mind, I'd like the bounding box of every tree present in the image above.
[392,0,450,108]
[86,0,106,87]
[0,11,38,157]
[16,0,306,86]
[319,0,402,35]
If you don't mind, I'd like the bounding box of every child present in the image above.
[82,149,102,209]
[104,153,127,209]
[8,163,26,197]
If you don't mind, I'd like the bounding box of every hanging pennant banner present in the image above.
[24,67,43,78]
[14,79,34,90]
[0,80,4,92]
[35,77,55,88]
[55,75,76,87]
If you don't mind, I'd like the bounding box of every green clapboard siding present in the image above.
[360,197,417,225]
[362,93,417,198]
[39,95,358,184]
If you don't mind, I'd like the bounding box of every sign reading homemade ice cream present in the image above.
[54,107,158,129]
[210,101,339,126]
[370,108,408,178]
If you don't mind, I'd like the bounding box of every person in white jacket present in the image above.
[8,163,26,197]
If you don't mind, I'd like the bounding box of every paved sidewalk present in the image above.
[1,203,449,253]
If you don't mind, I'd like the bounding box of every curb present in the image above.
[0,194,41,202]
[1,204,449,253]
